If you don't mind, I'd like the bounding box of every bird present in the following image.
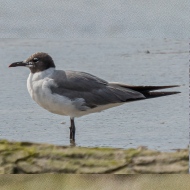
[9,52,180,142]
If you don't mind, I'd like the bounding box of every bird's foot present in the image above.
[70,139,76,147]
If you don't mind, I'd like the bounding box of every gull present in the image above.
[9,52,180,142]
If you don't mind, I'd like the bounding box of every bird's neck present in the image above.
[29,67,55,81]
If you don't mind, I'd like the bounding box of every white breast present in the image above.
[27,68,80,117]
[27,68,55,101]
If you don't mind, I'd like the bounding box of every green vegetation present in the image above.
[0,140,188,174]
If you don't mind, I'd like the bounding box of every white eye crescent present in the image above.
[33,58,39,62]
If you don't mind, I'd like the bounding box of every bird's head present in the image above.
[9,52,55,73]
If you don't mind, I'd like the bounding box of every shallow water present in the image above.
[1,1,190,38]
[0,38,188,151]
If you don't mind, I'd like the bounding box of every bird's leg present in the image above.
[70,117,75,142]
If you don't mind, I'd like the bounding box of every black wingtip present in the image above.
[139,85,181,91]
[165,85,180,88]
[144,91,181,99]
[111,84,181,92]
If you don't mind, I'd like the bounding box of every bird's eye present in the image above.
[33,58,39,62]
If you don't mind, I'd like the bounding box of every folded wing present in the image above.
[50,70,145,110]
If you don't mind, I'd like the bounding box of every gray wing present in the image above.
[50,70,145,110]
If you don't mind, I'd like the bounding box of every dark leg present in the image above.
[69,117,76,142]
